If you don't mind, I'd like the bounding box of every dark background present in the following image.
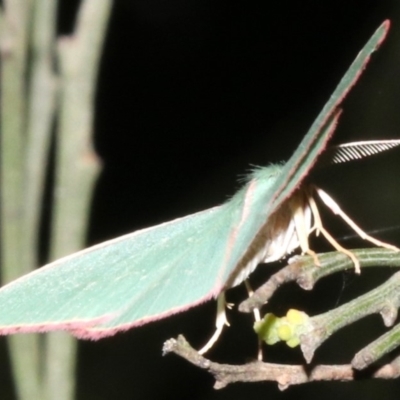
[6,1,400,399]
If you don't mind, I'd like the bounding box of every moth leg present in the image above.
[244,280,263,360]
[316,188,399,250]
[244,281,261,322]
[198,292,228,354]
[308,189,360,272]
[291,198,320,266]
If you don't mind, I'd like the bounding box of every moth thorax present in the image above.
[229,187,313,288]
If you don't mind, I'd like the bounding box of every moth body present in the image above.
[229,185,312,288]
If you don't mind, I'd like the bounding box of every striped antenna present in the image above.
[320,139,400,165]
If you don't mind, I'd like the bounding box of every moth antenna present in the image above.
[319,139,400,166]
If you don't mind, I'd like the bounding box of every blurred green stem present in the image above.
[24,0,57,271]
[0,1,43,399]
[44,1,112,400]
[1,1,112,399]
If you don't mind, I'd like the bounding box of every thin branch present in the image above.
[352,322,400,370]
[239,248,400,313]
[163,335,400,390]
[300,271,400,363]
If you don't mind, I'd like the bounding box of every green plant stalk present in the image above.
[52,0,110,260]
[1,0,31,282]
[300,248,400,286]
[23,1,58,398]
[0,2,43,400]
[24,0,57,271]
[352,321,400,369]
[240,248,400,313]
[44,1,112,399]
[301,270,400,363]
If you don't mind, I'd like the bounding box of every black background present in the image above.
[4,1,400,399]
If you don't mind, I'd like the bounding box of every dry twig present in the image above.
[163,335,400,390]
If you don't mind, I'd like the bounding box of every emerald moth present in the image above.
[0,21,397,350]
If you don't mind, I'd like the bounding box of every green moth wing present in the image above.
[0,21,389,339]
